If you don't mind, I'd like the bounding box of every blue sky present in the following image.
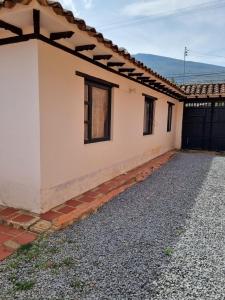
[60,0,225,67]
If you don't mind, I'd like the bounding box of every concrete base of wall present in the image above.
[40,146,173,213]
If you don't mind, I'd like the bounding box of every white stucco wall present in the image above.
[0,40,41,212]
[0,38,183,213]
[38,41,184,213]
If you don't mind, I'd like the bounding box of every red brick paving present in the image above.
[79,195,96,203]
[0,208,18,217]
[13,232,36,245]
[0,223,37,261]
[1,213,21,222]
[0,245,14,261]
[0,233,12,244]
[40,210,63,221]
[12,214,35,223]
[0,224,23,236]
[65,199,82,207]
[0,150,176,261]
[56,205,77,214]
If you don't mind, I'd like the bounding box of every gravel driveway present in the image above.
[0,152,225,299]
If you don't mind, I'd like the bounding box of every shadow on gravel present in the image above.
[59,152,215,299]
[0,152,215,300]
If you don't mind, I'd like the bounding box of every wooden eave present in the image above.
[0,0,187,100]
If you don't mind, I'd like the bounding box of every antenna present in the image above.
[183,46,189,84]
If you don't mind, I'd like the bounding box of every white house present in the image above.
[0,0,185,213]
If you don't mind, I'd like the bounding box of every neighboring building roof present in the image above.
[0,0,185,99]
[181,83,225,98]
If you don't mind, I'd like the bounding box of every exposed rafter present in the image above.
[93,54,112,61]
[154,83,163,87]
[0,28,183,100]
[0,0,185,97]
[75,44,96,52]
[173,92,180,98]
[119,68,135,73]
[128,73,144,77]
[137,76,150,81]
[0,20,22,36]
[0,34,32,46]
[160,86,168,91]
[33,9,40,35]
[141,79,151,82]
[164,89,176,97]
[50,31,74,40]
[148,80,156,84]
[107,62,125,67]
[161,86,169,92]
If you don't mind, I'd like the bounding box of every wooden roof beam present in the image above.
[50,31,74,40]
[107,62,125,67]
[33,9,40,35]
[153,83,163,87]
[161,87,170,93]
[165,89,178,97]
[128,72,144,77]
[75,44,96,51]
[119,68,135,73]
[137,76,150,81]
[0,20,22,36]
[93,54,112,61]
[148,80,156,84]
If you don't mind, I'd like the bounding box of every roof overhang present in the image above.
[180,83,225,100]
[0,0,186,101]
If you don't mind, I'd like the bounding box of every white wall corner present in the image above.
[0,39,42,213]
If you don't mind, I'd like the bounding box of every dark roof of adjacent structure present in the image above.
[0,0,185,97]
[181,83,225,98]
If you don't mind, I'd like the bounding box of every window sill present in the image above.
[84,137,111,144]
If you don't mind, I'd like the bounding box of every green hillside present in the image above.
[134,53,225,84]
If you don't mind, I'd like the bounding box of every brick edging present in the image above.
[0,150,177,234]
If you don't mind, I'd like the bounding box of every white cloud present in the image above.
[82,0,93,9]
[56,0,93,14]
[122,0,224,17]
[59,0,79,15]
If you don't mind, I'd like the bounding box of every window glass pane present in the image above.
[92,86,109,139]
[84,104,88,122]
[84,84,89,140]
[167,104,173,132]
[144,99,154,135]
[144,101,150,133]
[170,105,173,129]
[85,84,88,101]
[149,101,154,134]
[84,123,88,141]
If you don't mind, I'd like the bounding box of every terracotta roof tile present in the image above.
[181,83,225,98]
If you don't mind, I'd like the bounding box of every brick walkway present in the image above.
[0,224,36,260]
[0,150,176,261]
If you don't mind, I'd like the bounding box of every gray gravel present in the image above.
[153,153,225,300]
[0,152,224,299]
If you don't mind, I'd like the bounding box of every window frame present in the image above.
[167,101,174,132]
[143,96,155,136]
[84,80,112,144]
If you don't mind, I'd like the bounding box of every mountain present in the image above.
[134,53,225,84]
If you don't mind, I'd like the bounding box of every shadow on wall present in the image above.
[53,151,214,298]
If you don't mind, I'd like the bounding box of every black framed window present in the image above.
[143,97,155,135]
[167,102,174,132]
[84,80,111,144]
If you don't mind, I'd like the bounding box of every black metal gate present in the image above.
[182,100,225,151]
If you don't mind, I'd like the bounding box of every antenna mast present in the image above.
[183,46,189,84]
